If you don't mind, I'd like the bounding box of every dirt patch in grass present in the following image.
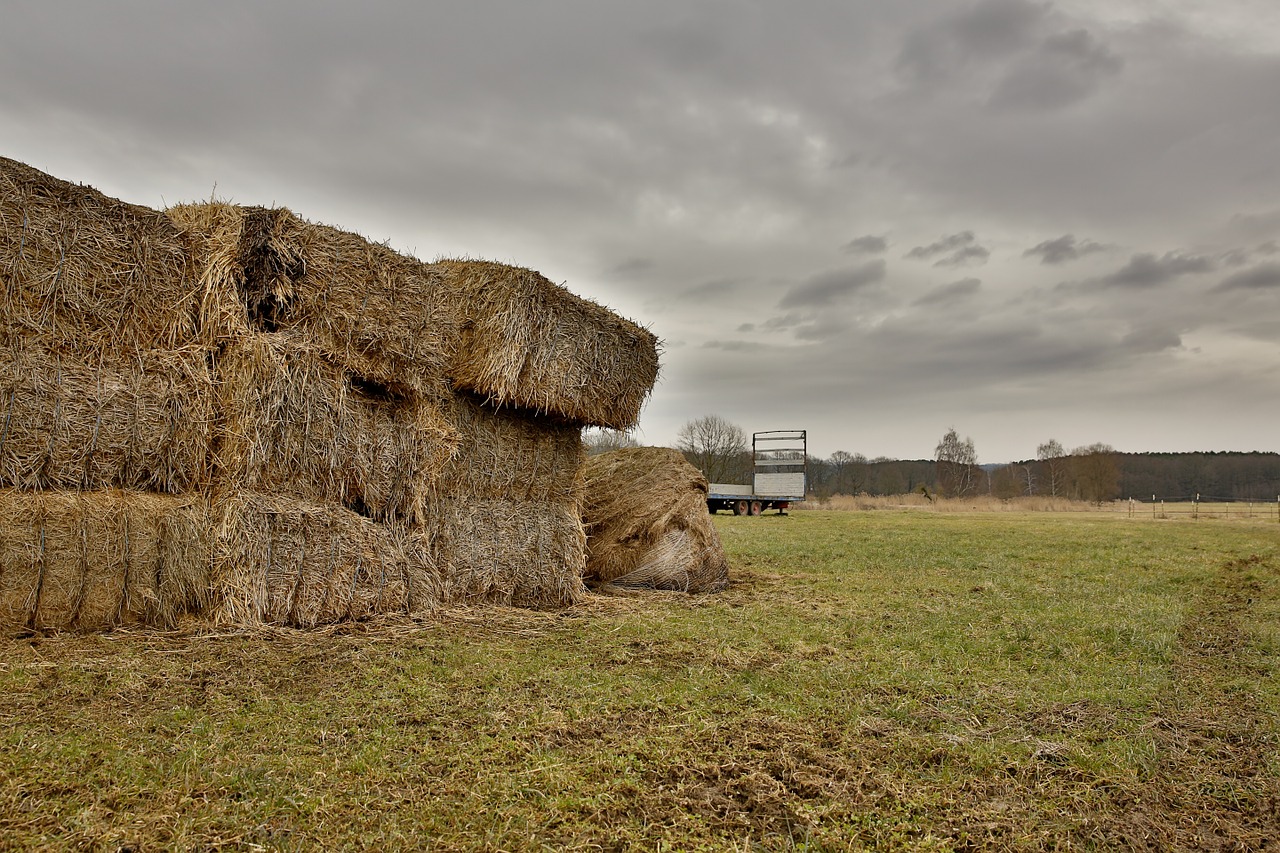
[1105,554,1280,850]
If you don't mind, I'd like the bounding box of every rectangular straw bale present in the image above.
[428,498,587,609]
[0,489,212,631]
[433,260,660,430]
[0,157,201,353]
[215,332,457,523]
[212,493,441,628]
[439,392,584,504]
[167,202,460,397]
[0,329,213,493]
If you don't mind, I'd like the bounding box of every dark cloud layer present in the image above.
[1217,263,1280,292]
[777,261,887,309]
[906,231,978,260]
[1024,234,1108,265]
[3,0,1279,459]
[1094,252,1215,289]
[913,277,981,306]
[844,234,887,255]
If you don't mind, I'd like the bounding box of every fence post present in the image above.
[1152,495,1156,520]
[1194,493,1199,520]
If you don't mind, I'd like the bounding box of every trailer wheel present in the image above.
[749,500,762,516]
[733,500,748,516]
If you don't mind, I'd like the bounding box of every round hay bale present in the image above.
[581,447,729,593]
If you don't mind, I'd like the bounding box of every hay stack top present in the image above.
[168,202,659,429]
[435,260,658,430]
[1,156,199,352]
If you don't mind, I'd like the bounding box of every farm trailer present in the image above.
[707,430,807,515]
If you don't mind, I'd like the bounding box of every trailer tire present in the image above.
[733,500,748,516]
[749,501,762,516]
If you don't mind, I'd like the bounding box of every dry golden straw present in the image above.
[214,331,458,524]
[581,447,729,593]
[439,392,585,505]
[434,260,659,430]
[0,489,212,632]
[428,497,588,609]
[211,492,442,629]
[168,203,460,398]
[0,330,213,493]
[3,159,666,630]
[0,156,202,353]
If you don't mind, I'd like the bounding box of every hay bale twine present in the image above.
[213,331,458,524]
[428,497,588,609]
[433,260,659,430]
[0,489,212,632]
[1,157,201,353]
[209,492,441,628]
[581,447,729,593]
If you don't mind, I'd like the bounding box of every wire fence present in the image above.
[1123,494,1280,521]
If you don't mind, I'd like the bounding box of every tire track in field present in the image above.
[1114,554,1280,851]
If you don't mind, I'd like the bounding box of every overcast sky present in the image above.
[4,0,1279,461]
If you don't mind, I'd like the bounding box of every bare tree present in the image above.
[829,450,869,496]
[1037,439,1066,497]
[1070,442,1120,503]
[935,428,978,497]
[1021,464,1036,496]
[583,427,640,456]
[676,415,748,484]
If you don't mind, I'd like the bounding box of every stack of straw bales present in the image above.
[0,156,211,630]
[580,447,729,593]
[1,157,659,631]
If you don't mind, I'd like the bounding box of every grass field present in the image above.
[2,510,1278,850]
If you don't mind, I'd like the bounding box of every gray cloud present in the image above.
[612,257,654,275]
[897,0,1047,85]
[793,315,856,341]
[843,234,887,255]
[1024,234,1108,265]
[989,28,1124,111]
[913,277,981,306]
[934,245,991,268]
[1226,210,1280,245]
[683,278,742,300]
[702,339,769,352]
[762,313,804,332]
[1216,263,1280,292]
[906,231,977,260]
[777,261,887,309]
[1121,325,1182,354]
[1096,252,1215,288]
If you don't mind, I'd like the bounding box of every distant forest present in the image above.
[806,451,1280,502]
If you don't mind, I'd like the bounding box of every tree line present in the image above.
[812,434,1280,503]
[641,417,1280,504]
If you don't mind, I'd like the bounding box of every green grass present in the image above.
[2,511,1278,850]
